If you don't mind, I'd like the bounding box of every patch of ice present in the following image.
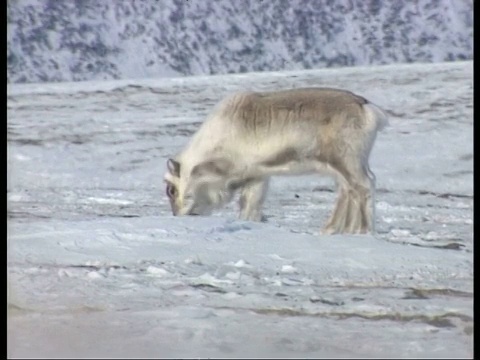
[8,194,24,202]
[184,256,203,265]
[455,202,471,209]
[225,272,241,280]
[280,265,298,274]
[85,197,132,205]
[87,271,103,279]
[424,231,440,240]
[24,267,48,274]
[14,154,31,161]
[234,259,248,267]
[57,269,73,278]
[391,229,412,237]
[267,254,287,261]
[431,214,472,224]
[194,272,233,286]
[146,266,170,276]
[377,201,393,210]
[269,279,283,287]
[281,278,305,286]
[222,292,241,300]
[85,260,102,267]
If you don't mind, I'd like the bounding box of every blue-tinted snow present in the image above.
[7,61,473,358]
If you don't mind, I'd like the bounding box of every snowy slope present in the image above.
[7,0,473,83]
[7,61,473,358]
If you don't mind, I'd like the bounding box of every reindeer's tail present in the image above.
[363,102,389,132]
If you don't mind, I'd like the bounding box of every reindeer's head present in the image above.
[164,158,184,215]
[164,157,235,217]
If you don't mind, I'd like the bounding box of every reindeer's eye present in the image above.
[166,184,177,198]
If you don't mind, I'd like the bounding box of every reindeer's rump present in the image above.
[215,88,369,135]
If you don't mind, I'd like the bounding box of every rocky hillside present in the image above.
[7,0,473,83]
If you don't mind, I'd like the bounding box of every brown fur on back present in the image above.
[218,88,367,133]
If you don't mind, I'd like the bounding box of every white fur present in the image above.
[164,88,388,234]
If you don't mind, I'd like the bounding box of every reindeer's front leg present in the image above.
[238,178,269,222]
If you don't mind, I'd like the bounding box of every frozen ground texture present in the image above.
[7,0,473,83]
[7,61,473,358]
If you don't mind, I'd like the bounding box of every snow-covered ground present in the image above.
[7,61,473,358]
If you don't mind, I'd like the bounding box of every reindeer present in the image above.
[164,88,388,234]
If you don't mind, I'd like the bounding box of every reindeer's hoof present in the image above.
[321,226,338,235]
[239,212,265,222]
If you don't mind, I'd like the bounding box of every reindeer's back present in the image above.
[257,88,368,109]
[211,88,366,136]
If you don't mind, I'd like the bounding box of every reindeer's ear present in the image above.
[167,158,181,177]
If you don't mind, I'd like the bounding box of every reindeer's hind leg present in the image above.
[341,160,374,234]
[238,177,270,222]
[322,171,356,234]
[323,175,348,234]
[322,157,375,234]
[364,163,377,233]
